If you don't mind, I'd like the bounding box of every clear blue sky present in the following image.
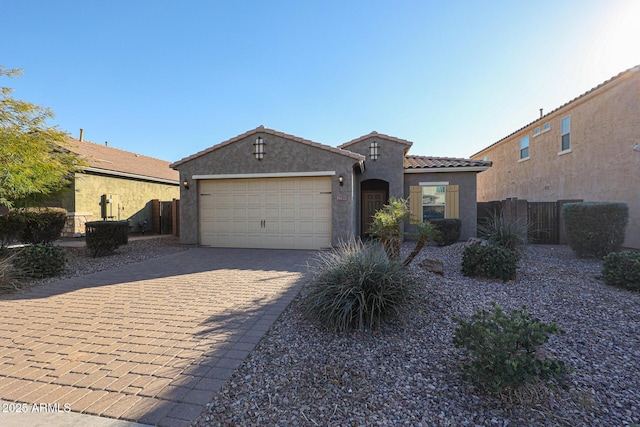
[3,0,639,162]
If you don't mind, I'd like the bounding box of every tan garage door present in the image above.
[199,177,332,249]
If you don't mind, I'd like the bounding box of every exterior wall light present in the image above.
[183,180,190,189]
[369,140,379,161]
[633,143,640,152]
[339,175,344,186]
[254,136,266,160]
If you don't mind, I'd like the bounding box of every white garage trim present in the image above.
[192,171,336,180]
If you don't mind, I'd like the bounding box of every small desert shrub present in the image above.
[15,207,67,244]
[453,304,566,394]
[430,218,462,246]
[85,221,129,257]
[13,244,67,278]
[478,211,528,251]
[304,239,415,332]
[601,250,640,291]
[0,213,24,250]
[461,243,518,282]
[563,202,628,258]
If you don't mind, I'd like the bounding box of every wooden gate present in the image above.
[528,202,558,244]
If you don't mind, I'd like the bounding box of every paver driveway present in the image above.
[0,247,314,427]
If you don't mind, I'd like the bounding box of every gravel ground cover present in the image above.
[191,242,640,427]
[11,238,640,425]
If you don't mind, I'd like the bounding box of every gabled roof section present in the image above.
[472,64,640,157]
[171,125,365,168]
[405,155,492,171]
[338,131,413,150]
[63,138,179,183]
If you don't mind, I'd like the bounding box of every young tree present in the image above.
[369,197,436,266]
[1,66,84,208]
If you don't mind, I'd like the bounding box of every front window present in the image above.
[520,135,530,159]
[561,116,571,151]
[422,186,446,220]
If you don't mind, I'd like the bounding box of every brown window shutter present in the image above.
[409,186,422,224]
[445,185,459,219]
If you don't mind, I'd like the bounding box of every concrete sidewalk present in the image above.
[0,247,313,426]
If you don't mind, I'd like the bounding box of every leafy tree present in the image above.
[1,66,84,208]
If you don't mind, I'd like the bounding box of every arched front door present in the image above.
[361,179,389,237]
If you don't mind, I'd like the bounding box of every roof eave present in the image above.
[404,166,491,173]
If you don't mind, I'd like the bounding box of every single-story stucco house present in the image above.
[46,133,180,236]
[170,126,492,249]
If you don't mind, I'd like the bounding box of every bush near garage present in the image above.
[85,220,129,257]
[13,243,67,278]
[563,202,628,258]
[14,207,67,244]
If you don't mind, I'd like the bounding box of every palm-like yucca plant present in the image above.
[304,238,415,332]
[478,210,529,251]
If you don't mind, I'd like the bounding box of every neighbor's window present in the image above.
[422,186,446,220]
[561,116,571,151]
[543,122,550,131]
[534,126,541,136]
[520,135,530,159]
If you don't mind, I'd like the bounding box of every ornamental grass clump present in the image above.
[304,239,415,332]
[453,303,566,394]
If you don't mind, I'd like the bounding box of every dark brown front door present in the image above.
[362,190,386,236]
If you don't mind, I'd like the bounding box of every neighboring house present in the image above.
[171,126,491,249]
[50,135,180,236]
[471,65,640,249]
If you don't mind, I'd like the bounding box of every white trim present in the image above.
[405,166,490,173]
[558,148,572,156]
[85,167,179,185]
[192,171,336,180]
[518,157,530,163]
[418,181,449,186]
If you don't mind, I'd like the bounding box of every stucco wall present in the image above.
[342,136,407,235]
[404,171,479,240]
[472,70,640,249]
[174,132,361,246]
[73,172,179,233]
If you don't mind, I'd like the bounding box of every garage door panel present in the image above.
[200,177,332,249]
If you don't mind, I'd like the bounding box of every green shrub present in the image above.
[15,207,67,244]
[0,213,24,250]
[453,303,566,394]
[304,239,416,332]
[13,244,67,278]
[461,243,518,282]
[601,250,640,291]
[85,221,129,257]
[563,202,629,258]
[478,211,528,251]
[430,218,462,246]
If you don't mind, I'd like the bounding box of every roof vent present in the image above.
[79,128,84,141]
[105,141,109,147]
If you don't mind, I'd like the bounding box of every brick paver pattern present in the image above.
[0,248,312,427]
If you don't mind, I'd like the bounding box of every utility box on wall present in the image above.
[100,194,119,220]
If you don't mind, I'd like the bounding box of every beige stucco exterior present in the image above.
[66,172,179,234]
[472,66,640,249]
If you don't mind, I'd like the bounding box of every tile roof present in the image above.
[472,64,640,157]
[404,155,492,170]
[338,131,413,150]
[63,138,179,183]
[170,125,365,168]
